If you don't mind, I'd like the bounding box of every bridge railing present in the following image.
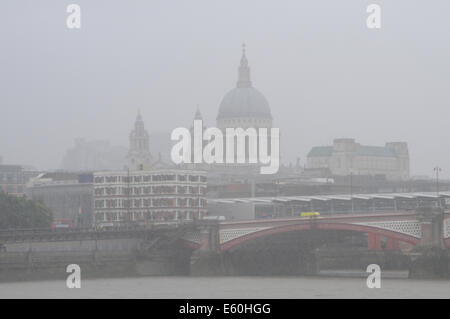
[0,220,197,238]
[220,209,417,224]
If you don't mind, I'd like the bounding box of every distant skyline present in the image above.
[1,1,450,178]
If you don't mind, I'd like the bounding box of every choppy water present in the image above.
[1,276,449,298]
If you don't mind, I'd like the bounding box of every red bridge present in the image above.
[182,209,450,277]
[183,210,450,251]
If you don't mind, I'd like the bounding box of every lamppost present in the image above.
[127,167,131,225]
[349,170,354,213]
[434,166,442,208]
[198,184,201,220]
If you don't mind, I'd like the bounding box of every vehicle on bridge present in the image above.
[203,216,226,221]
[51,219,72,230]
[300,212,320,217]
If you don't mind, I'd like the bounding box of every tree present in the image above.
[0,191,53,229]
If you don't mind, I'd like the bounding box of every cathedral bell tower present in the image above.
[127,109,152,171]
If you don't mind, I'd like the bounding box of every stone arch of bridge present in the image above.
[220,222,420,251]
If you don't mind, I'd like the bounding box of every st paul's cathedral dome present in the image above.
[216,45,273,130]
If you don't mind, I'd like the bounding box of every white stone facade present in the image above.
[307,138,409,181]
[93,169,207,227]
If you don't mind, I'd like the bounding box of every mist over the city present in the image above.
[1,0,450,301]
[1,0,450,178]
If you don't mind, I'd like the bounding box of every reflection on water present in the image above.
[0,276,449,299]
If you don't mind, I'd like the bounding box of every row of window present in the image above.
[94,198,206,209]
[94,186,206,196]
[94,174,206,184]
[95,210,205,222]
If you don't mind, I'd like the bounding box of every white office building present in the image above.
[93,169,207,227]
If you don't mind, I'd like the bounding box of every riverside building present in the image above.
[93,169,207,227]
[307,138,410,181]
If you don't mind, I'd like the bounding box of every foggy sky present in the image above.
[1,0,450,178]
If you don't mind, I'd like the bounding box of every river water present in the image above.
[0,276,449,298]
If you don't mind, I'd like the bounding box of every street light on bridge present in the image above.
[433,166,442,208]
[349,170,354,213]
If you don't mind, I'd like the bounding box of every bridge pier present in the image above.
[408,209,450,278]
[408,249,450,279]
[190,251,226,276]
[189,221,225,276]
[298,249,318,276]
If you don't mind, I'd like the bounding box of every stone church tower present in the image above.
[189,105,207,170]
[127,110,152,171]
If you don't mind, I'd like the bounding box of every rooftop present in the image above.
[308,144,397,158]
[209,191,450,204]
